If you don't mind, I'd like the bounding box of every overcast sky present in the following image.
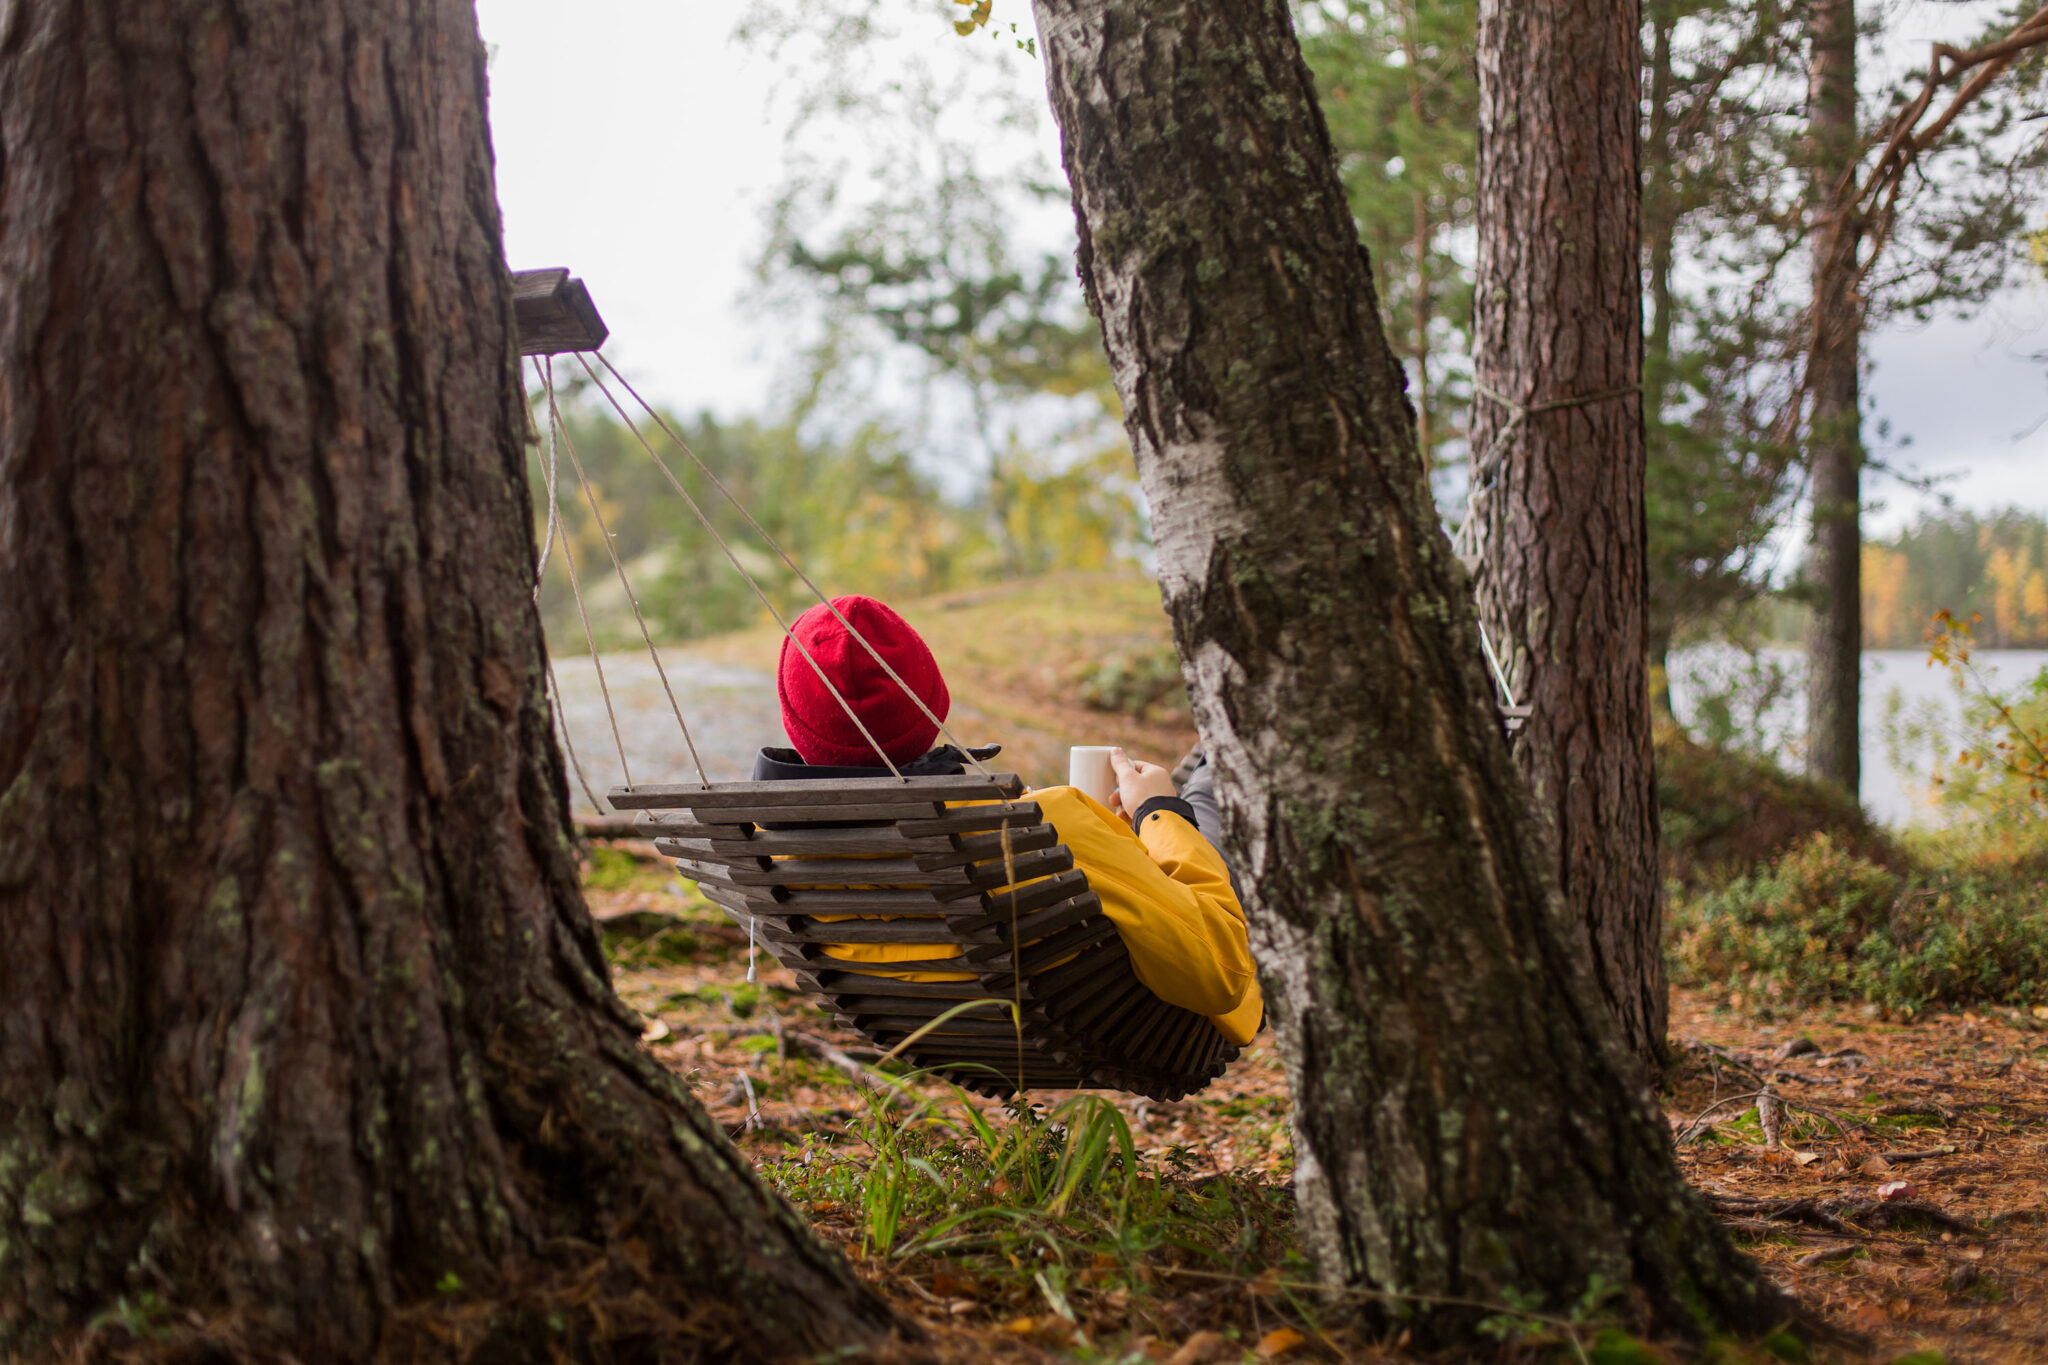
[476,0,2048,536]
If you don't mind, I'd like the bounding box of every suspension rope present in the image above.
[529,362,611,812]
[546,652,608,815]
[544,422,635,793]
[535,360,712,789]
[533,360,564,601]
[588,352,1003,788]
[572,355,911,782]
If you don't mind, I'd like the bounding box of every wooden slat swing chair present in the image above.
[515,270,1243,1101]
[514,270,1534,1101]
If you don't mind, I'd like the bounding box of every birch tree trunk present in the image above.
[0,1,891,1358]
[1027,0,1791,1343]
[1469,0,1668,1068]
[1804,0,1865,795]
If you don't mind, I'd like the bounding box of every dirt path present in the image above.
[549,652,780,810]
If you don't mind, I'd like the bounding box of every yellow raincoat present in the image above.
[820,785,1263,1046]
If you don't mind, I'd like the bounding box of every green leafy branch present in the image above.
[1927,608,2048,806]
[950,0,1035,55]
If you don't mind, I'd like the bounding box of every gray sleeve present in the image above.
[1176,760,1248,907]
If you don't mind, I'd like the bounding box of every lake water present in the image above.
[1668,646,2048,828]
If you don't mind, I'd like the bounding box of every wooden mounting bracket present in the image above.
[512,268,608,355]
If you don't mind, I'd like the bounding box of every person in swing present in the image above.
[754,594,1263,1048]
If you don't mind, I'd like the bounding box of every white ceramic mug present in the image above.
[1068,745,1118,807]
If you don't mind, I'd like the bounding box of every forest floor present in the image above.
[591,857,2048,1365]
[576,577,2048,1361]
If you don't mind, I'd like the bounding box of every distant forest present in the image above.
[1865,508,2048,649]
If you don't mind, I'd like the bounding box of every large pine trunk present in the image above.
[1804,0,1864,795]
[0,2,890,1358]
[1468,0,1668,1067]
[1027,0,1790,1343]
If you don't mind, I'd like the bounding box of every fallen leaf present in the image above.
[946,1299,975,1316]
[641,1016,671,1042]
[1792,1149,1823,1166]
[1001,1315,1038,1335]
[1859,1156,1894,1176]
[1166,1331,1230,1365]
[1248,1267,1284,1298]
[1877,1180,1914,1201]
[1255,1326,1308,1359]
[930,1266,978,1299]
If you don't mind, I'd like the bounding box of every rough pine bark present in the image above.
[0,1,892,1359]
[1804,0,1864,795]
[1468,0,1667,1068]
[1026,0,1793,1344]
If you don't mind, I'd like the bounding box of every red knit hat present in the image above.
[778,596,950,767]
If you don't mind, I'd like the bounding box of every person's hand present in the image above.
[1107,747,1178,824]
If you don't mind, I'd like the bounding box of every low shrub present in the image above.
[1671,833,2048,1014]
[1074,643,1186,722]
[1655,721,1903,888]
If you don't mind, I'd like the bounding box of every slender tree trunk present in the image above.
[1402,4,1433,465]
[1469,0,1668,1067]
[1027,0,1791,1343]
[1645,8,1679,720]
[1645,7,1678,428]
[0,2,891,1359]
[1805,0,1864,795]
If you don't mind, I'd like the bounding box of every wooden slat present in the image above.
[663,862,755,899]
[971,918,1120,974]
[699,884,954,918]
[1019,938,1132,1002]
[697,827,959,857]
[770,917,959,946]
[1117,999,1189,1069]
[1062,971,1149,1036]
[655,801,951,825]
[815,972,986,1000]
[961,845,1075,893]
[687,856,976,890]
[801,950,974,975]
[832,994,1015,1019]
[948,868,1092,928]
[912,824,1059,871]
[896,802,1044,836]
[513,269,609,355]
[779,887,956,915]
[1165,1014,1219,1077]
[608,774,1022,810]
[634,812,754,840]
[966,893,1101,957]
[856,1016,1036,1039]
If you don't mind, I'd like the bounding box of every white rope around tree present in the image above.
[1453,379,1642,712]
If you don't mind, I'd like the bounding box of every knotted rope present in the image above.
[1454,379,1641,709]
